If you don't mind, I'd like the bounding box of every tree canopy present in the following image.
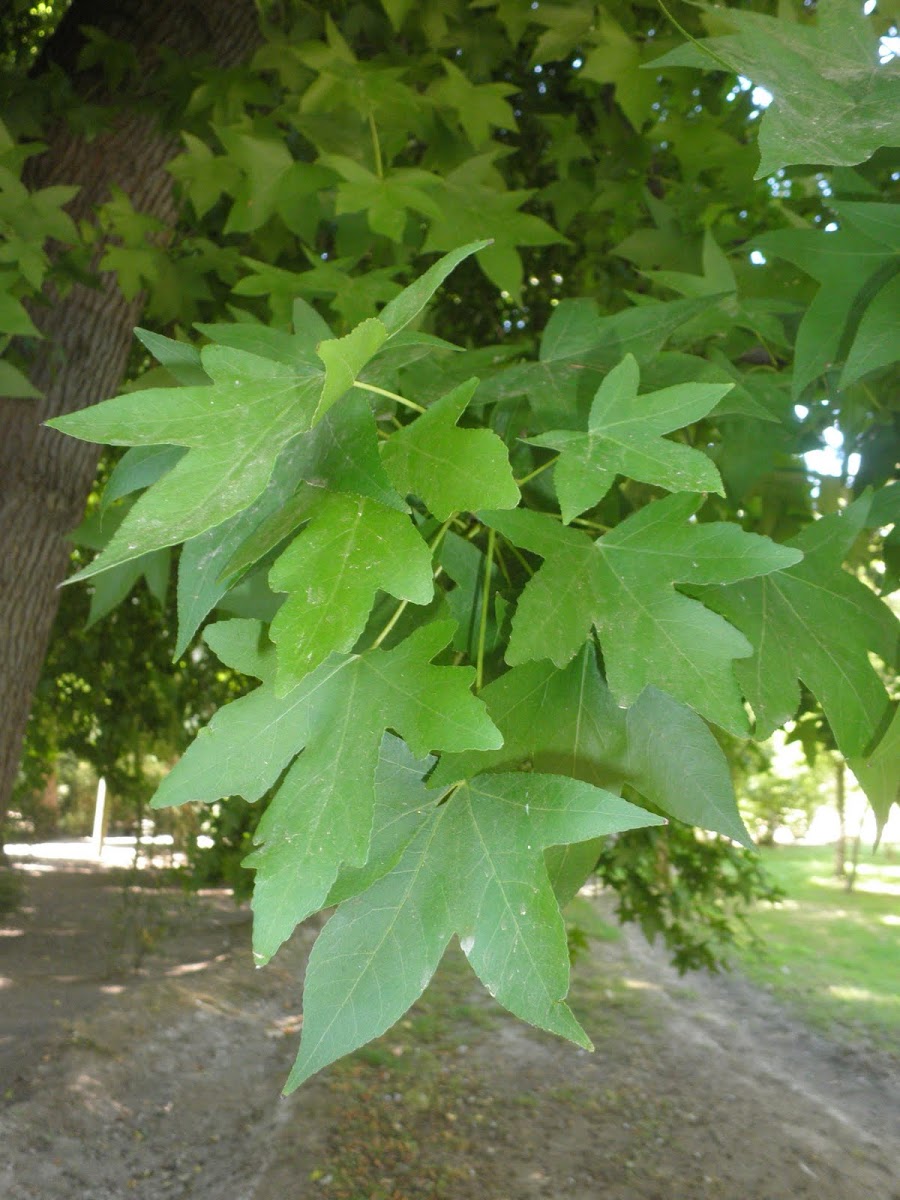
[2,0,898,1088]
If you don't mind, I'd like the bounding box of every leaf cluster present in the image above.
[19,0,900,1089]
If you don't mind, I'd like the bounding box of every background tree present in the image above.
[0,0,261,829]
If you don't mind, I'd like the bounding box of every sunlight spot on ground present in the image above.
[0,976,12,989]
[0,928,24,937]
[827,984,898,1007]
[880,914,900,927]
[808,873,900,898]
[622,977,661,992]
[100,984,126,995]
[166,958,218,977]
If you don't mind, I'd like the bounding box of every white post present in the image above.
[91,776,108,858]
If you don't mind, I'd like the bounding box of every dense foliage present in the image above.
[4,0,897,1087]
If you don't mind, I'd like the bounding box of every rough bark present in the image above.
[0,0,261,826]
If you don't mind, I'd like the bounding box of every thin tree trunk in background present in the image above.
[0,0,261,836]
[845,808,866,894]
[833,758,847,881]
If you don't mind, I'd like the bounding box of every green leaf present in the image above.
[483,496,803,733]
[217,128,296,234]
[423,156,565,296]
[325,734,437,907]
[623,687,751,846]
[100,446,186,513]
[433,646,751,846]
[194,322,321,368]
[756,222,895,398]
[850,705,900,840]
[49,347,324,580]
[699,496,898,757]
[221,394,405,583]
[479,296,719,426]
[381,379,520,519]
[428,60,517,146]
[315,317,388,422]
[527,353,728,523]
[0,357,40,398]
[378,242,490,337]
[174,437,312,657]
[0,289,39,337]
[153,621,501,964]
[268,493,434,687]
[580,10,658,130]
[86,551,169,625]
[839,272,900,388]
[325,155,445,243]
[439,530,502,655]
[651,1,900,177]
[134,328,209,385]
[285,772,661,1089]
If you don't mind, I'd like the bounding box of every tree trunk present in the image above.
[0,0,261,833]
[833,758,847,881]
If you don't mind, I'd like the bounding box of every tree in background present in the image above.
[0,0,261,826]
[2,0,898,1087]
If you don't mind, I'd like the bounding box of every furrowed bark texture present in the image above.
[0,0,261,823]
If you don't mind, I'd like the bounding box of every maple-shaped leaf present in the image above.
[315,317,388,422]
[381,379,520,519]
[423,154,565,296]
[325,733,438,908]
[698,496,898,756]
[755,214,896,398]
[284,772,661,1090]
[428,59,518,147]
[174,436,315,658]
[323,154,443,243]
[49,347,325,581]
[220,392,408,585]
[51,246,487,581]
[850,705,900,841]
[151,619,501,965]
[71,500,170,626]
[527,353,728,523]
[100,445,187,512]
[483,496,802,733]
[268,493,434,688]
[477,295,719,427]
[651,0,900,178]
[580,9,659,131]
[433,646,751,847]
[840,273,900,390]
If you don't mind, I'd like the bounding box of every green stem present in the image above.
[475,526,495,692]
[657,0,737,74]
[501,536,534,578]
[369,599,408,650]
[429,515,455,556]
[570,516,611,533]
[493,539,512,586]
[355,380,425,414]
[368,111,383,179]
[515,455,559,487]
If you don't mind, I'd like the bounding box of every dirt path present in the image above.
[2,857,898,1200]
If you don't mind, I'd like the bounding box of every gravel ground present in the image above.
[1,855,898,1200]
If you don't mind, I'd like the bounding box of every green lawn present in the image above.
[735,843,900,1052]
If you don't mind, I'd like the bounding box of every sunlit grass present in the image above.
[736,844,900,1051]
